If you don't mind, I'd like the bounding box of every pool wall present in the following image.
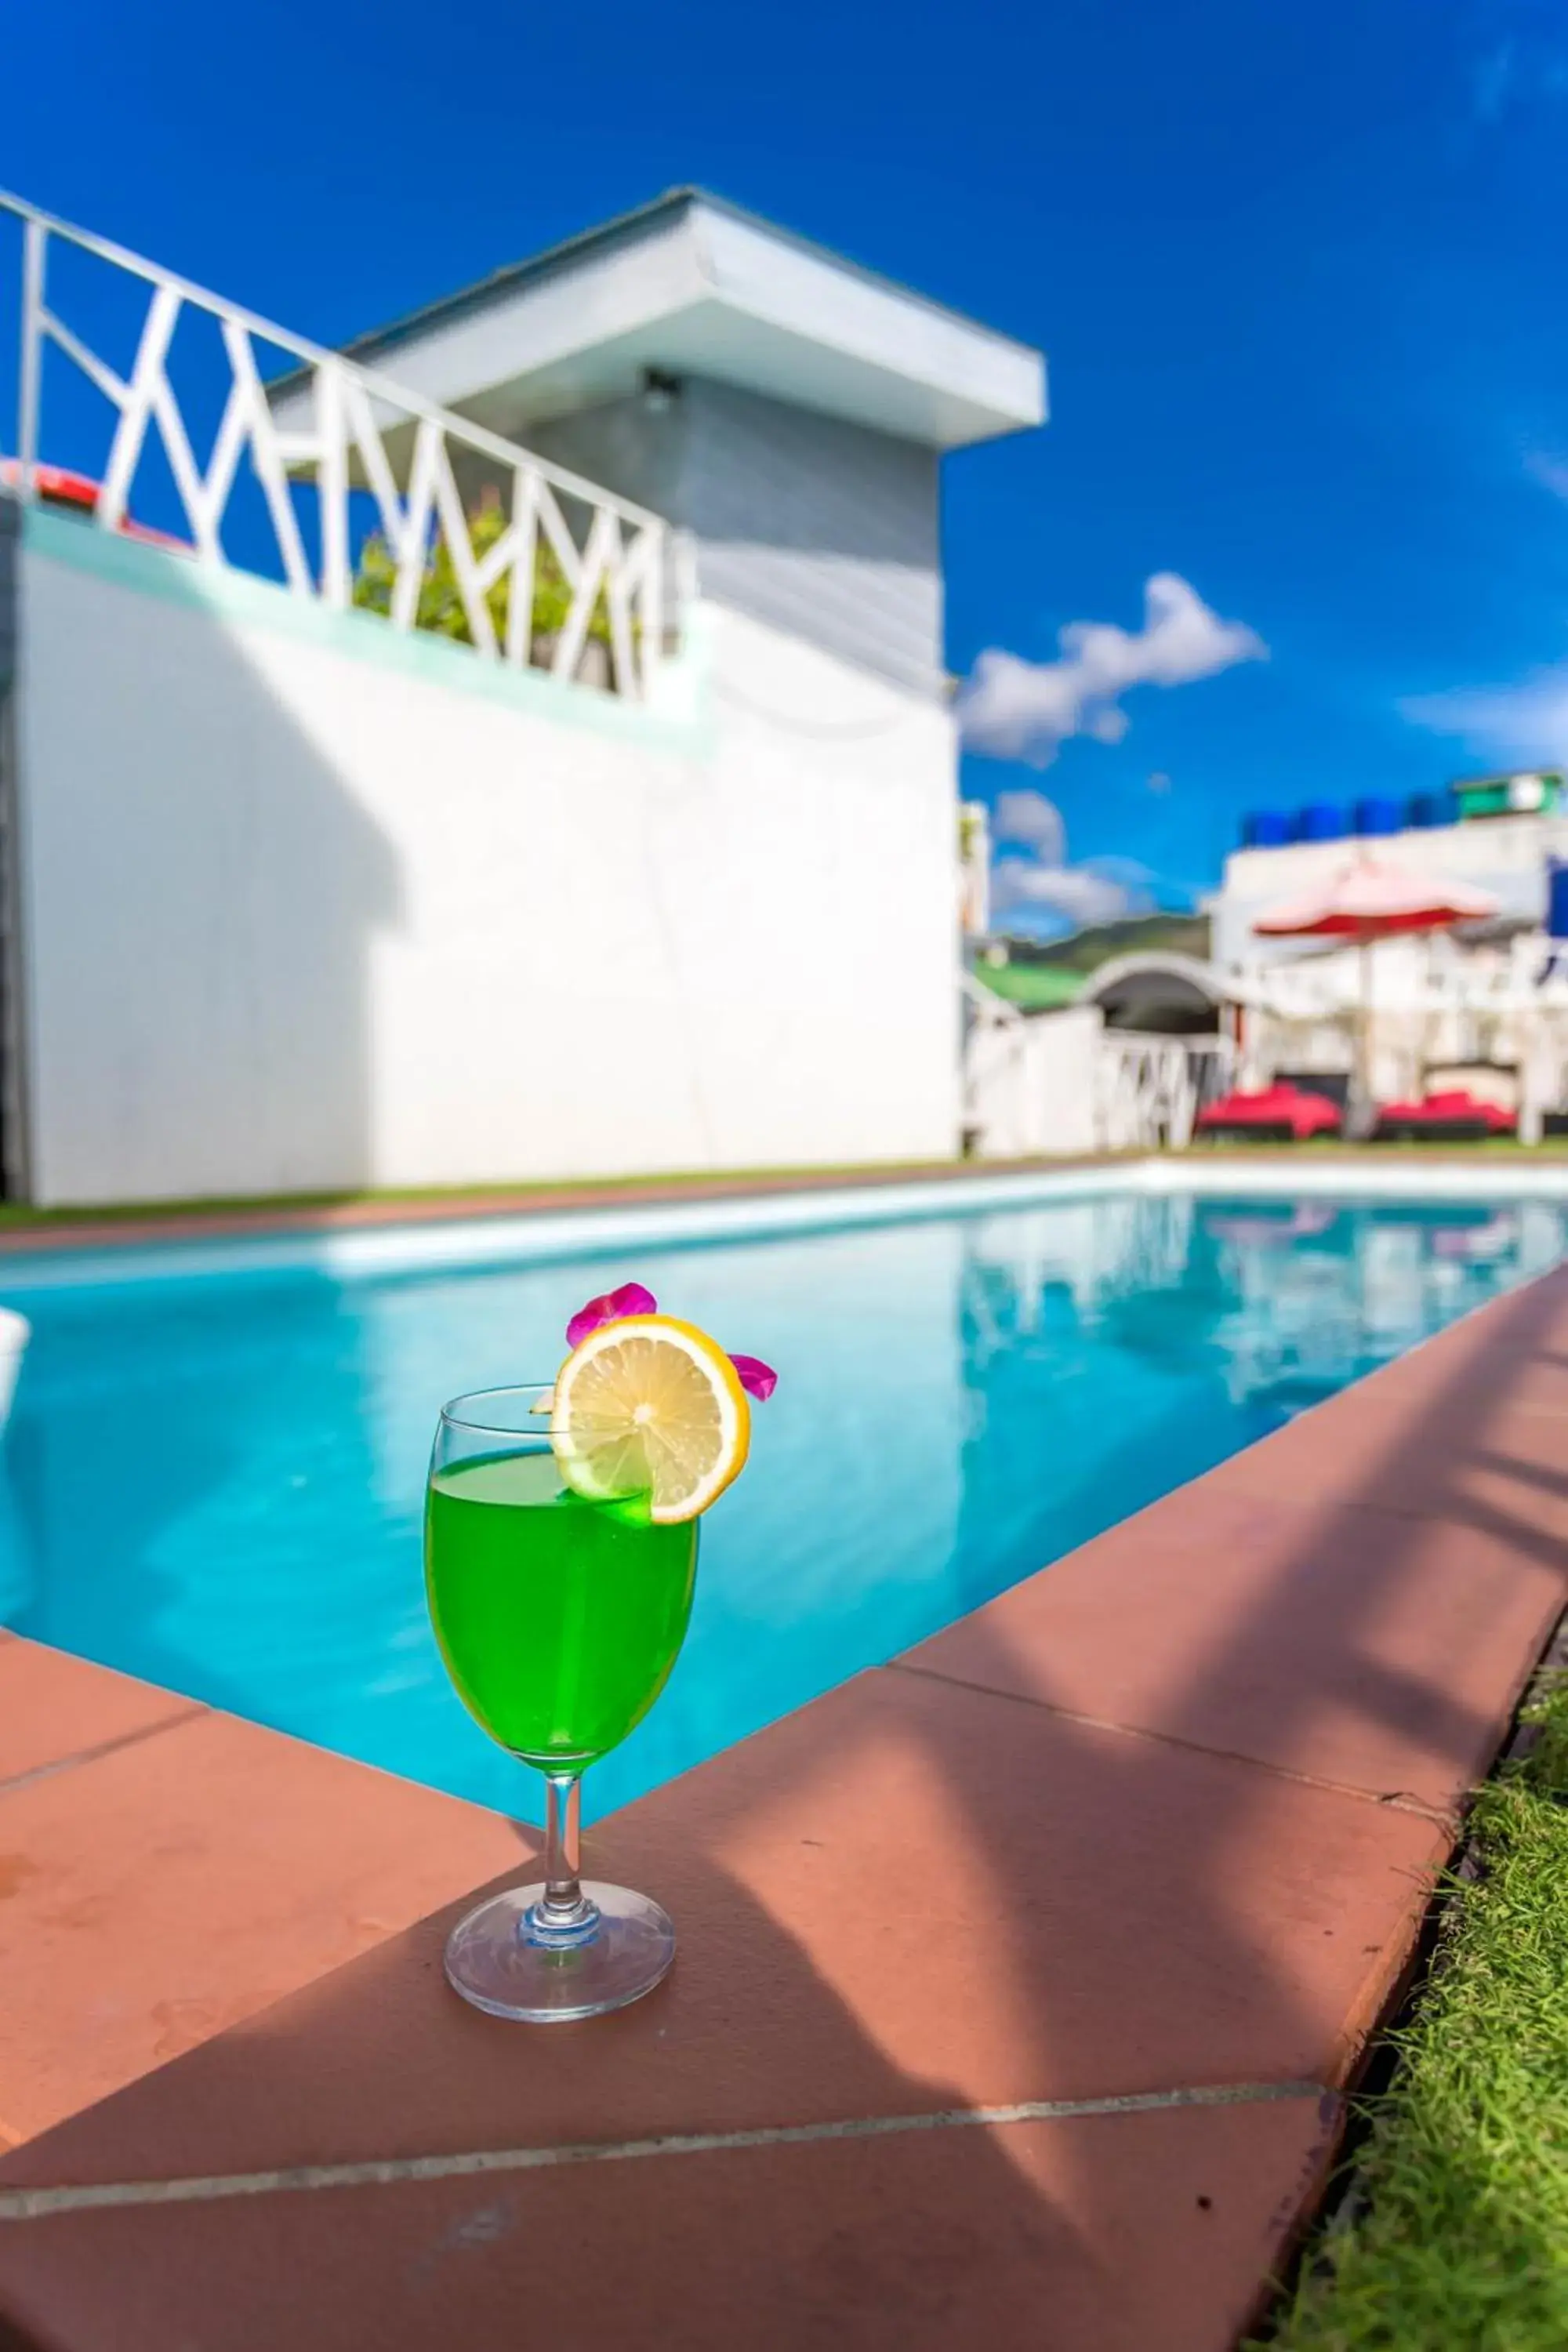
[0,1149,1564,1298]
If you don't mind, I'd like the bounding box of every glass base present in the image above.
[443,1882,676,2023]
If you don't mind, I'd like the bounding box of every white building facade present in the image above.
[0,190,1044,1205]
[1210,808,1568,1127]
[1212,808,1568,971]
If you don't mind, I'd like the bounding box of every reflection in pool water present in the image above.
[1,1189,1563,1820]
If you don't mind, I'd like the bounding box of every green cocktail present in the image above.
[425,1381,705,2025]
[425,1449,699,1767]
[426,1308,775,2025]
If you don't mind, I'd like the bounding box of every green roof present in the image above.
[971,964,1084,1011]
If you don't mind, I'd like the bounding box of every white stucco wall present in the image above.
[13,513,960,1205]
[492,376,946,699]
[964,1004,1102,1158]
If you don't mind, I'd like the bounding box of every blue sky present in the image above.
[5,0,1568,933]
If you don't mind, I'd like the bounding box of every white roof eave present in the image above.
[270,195,1046,452]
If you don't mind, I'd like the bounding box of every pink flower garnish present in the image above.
[563,1281,779,1402]
[565,1281,658,1347]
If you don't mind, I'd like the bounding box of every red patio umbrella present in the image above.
[1251,854,1500,1123]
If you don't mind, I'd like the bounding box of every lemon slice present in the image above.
[550,1315,750,1524]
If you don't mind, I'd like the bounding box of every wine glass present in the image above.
[426,1385,698,2021]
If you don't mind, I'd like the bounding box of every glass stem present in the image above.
[539,1770,593,1929]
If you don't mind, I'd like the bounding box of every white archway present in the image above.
[1078,952,1234,1036]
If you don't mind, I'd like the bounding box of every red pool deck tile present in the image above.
[1208,1386,1568,1537]
[0,1701,524,2147]
[905,1491,1563,1817]
[0,1668,1445,2198]
[0,1251,1563,2347]
[0,1640,197,1785]
[0,2092,1339,2352]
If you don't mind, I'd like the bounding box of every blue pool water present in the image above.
[0,1186,1563,1822]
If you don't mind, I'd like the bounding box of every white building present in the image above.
[0,189,1044,1206]
[962,794,1568,1157]
[1212,807,1568,970]
[1209,805,1568,1122]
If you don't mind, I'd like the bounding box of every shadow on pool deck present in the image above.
[0,1265,1564,2350]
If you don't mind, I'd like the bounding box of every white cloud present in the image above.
[958,572,1266,768]
[992,788,1065,862]
[1403,667,1568,764]
[991,858,1156,931]
[988,787,1160,937]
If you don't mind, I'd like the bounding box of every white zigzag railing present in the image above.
[2,191,673,699]
[1095,1032,1233,1152]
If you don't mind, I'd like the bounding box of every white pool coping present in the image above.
[0,1155,1565,1296]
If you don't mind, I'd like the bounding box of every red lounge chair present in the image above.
[1194,1082,1343,1142]
[1372,1090,1517,1142]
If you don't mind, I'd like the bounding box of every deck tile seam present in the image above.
[883,1662,1461,1827]
[0,1707,208,1802]
[990,1480,1568,1570]
[0,2079,1334,2220]
[1209,1468,1565,1531]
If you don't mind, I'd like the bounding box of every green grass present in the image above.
[1254,1668,1568,2351]
[0,1138,1561,1235]
[0,1157,1001,1232]
[1185,1133,1568,1156]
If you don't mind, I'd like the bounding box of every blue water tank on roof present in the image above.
[1407,791,1452,829]
[1242,809,1292,847]
[1354,796,1402,837]
[1548,858,1568,941]
[1298,803,1346,841]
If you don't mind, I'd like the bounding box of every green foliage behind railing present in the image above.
[351,492,612,651]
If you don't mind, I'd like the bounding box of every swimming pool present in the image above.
[1,1178,1563,1822]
